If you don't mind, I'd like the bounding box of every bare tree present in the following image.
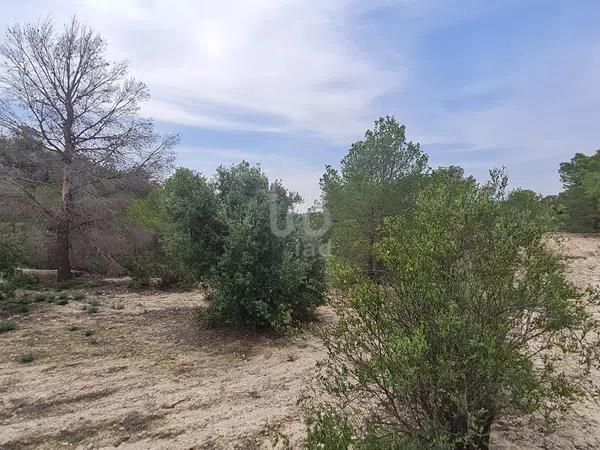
[0,18,177,280]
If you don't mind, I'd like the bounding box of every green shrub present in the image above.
[123,252,183,290]
[9,270,39,289]
[34,293,48,302]
[0,320,17,333]
[311,170,600,449]
[203,163,326,329]
[71,291,86,301]
[556,150,600,232]
[84,329,94,336]
[0,282,15,301]
[122,253,155,289]
[0,238,21,280]
[161,168,225,280]
[85,305,99,314]
[305,410,354,450]
[17,352,34,363]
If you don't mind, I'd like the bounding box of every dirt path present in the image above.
[0,234,599,449]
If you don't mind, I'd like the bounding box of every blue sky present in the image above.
[2,0,600,208]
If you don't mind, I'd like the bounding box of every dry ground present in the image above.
[0,234,599,449]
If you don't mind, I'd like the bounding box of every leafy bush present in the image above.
[9,270,39,289]
[0,238,23,301]
[122,253,155,289]
[85,305,99,314]
[123,168,225,286]
[161,168,225,279]
[310,170,600,449]
[557,150,600,232]
[0,320,17,333]
[203,163,326,329]
[34,292,48,302]
[71,291,86,301]
[0,238,21,280]
[123,251,183,290]
[17,352,34,363]
[0,282,14,302]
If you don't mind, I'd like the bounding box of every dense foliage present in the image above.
[0,238,38,301]
[321,117,428,278]
[557,150,600,232]
[204,162,326,329]
[124,163,326,328]
[162,168,225,280]
[308,170,599,449]
[122,168,224,287]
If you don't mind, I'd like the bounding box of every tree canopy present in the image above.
[321,116,429,277]
[557,150,600,232]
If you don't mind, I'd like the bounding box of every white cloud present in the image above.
[9,0,399,142]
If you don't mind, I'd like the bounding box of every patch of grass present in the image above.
[72,291,86,301]
[43,293,57,303]
[69,325,81,331]
[88,299,101,307]
[57,292,71,300]
[34,293,48,302]
[0,320,17,333]
[17,352,35,363]
[55,298,69,305]
[15,303,30,314]
[85,305,99,314]
[56,279,84,291]
[84,329,94,337]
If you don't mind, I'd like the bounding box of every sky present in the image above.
[2,0,600,208]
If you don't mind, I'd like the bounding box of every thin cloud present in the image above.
[64,0,399,142]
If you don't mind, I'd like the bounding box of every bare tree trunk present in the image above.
[56,215,71,281]
[56,162,73,281]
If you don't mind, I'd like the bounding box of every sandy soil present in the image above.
[0,234,599,449]
[492,234,600,450]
